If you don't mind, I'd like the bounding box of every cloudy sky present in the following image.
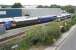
[0,0,76,6]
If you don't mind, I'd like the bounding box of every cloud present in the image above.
[0,0,76,6]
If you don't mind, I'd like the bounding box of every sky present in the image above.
[0,0,76,6]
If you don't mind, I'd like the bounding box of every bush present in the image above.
[18,39,30,50]
[25,22,61,45]
[71,15,76,25]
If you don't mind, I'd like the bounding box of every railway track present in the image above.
[0,26,30,45]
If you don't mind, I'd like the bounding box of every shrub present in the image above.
[18,39,30,50]
[71,15,76,25]
[25,22,61,45]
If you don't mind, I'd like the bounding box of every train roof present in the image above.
[13,16,38,22]
[39,15,56,18]
[57,13,71,17]
[0,18,13,22]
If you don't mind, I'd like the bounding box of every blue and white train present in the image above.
[0,15,57,29]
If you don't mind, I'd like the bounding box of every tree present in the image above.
[37,4,61,8]
[36,5,44,8]
[12,3,23,8]
[1,5,11,8]
[43,6,49,8]
[50,4,61,8]
[36,5,49,8]
[62,5,75,13]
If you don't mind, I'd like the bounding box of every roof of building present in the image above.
[26,8,68,17]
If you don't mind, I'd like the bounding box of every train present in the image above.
[57,13,71,20]
[0,15,57,30]
[0,14,71,30]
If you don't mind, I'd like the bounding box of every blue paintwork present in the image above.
[39,16,57,23]
[0,9,22,18]
[4,21,12,29]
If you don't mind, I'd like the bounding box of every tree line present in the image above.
[1,3,75,13]
[36,4,75,13]
[12,3,75,13]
